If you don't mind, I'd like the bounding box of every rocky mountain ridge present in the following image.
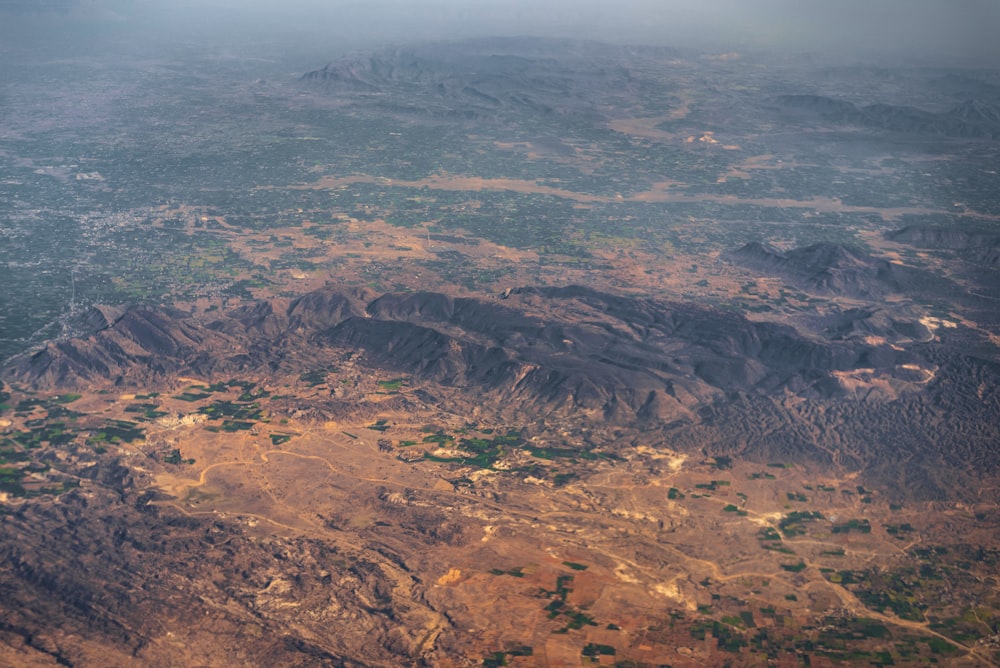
[301,38,649,119]
[727,240,954,299]
[886,226,1000,266]
[3,285,925,425]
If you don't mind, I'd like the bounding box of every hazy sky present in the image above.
[2,0,999,63]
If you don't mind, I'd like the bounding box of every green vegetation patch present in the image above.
[690,620,748,653]
[481,652,506,668]
[563,611,597,630]
[221,420,256,432]
[377,378,407,392]
[931,607,996,644]
[581,643,615,657]
[831,518,871,534]
[482,646,532,668]
[14,397,47,413]
[174,391,212,402]
[422,432,455,446]
[759,527,782,541]
[527,445,595,461]
[199,400,262,421]
[0,463,80,499]
[552,472,576,486]
[710,455,732,470]
[163,449,195,465]
[421,428,528,469]
[885,523,915,538]
[779,510,824,537]
[299,369,331,386]
[0,446,30,464]
[721,614,745,628]
[87,420,145,445]
[124,403,169,421]
[0,466,26,497]
[12,422,78,448]
[538,573,600,632]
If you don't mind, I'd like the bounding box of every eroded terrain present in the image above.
[2,37,1000,666]
[2,373,999,666]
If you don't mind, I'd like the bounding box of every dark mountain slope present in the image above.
[9,307,242,388]
[727,241,954,299]
[4,285,999,498]
[886,226,1000,266]
[3,286,922,426]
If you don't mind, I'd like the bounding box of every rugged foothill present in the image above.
[5,282,998,501]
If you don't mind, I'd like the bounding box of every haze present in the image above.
[2,0,999,63]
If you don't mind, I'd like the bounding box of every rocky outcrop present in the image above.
[0,483,431,667]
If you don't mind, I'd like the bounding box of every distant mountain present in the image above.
[949,99,1000,125]
[886,226,1000,266]
[727,241,950,298]
[302,38,647,119]
[771,94,1000,138]
[770,94,861,120]
[2,285,923,424]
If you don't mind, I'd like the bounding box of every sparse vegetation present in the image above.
[0,35,998,668]
[779,510,824,537]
